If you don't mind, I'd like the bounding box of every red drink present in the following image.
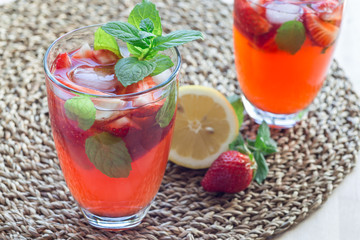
[44,25,180,228]
[233,0,343,127]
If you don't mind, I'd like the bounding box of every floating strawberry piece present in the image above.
[92,49,119,65]
[304,8,339,47]
[55,52,71,69]
[119,76,157,94]
[73,43,93,59]
[234,2,272,36]
[101,116,141,138]
[201,151,254,193]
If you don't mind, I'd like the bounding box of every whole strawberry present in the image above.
[201,151,255,193]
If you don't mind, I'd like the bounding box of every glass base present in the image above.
[242,95,308,129]
[81,204,151,230]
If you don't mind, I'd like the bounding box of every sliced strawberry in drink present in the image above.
[92,49,119,65]
[101,116,141,138]
[304,8,339,47]
[73,43,93,59]
[55,52,71,69]
[119,76,157,94]
[56,76,108,95]
[234,2,272,36]
[311,0,342,25]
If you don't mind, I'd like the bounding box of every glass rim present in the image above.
[247,0,345,12]
[43,24,181,99]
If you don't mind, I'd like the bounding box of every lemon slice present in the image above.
[169,85,239,169]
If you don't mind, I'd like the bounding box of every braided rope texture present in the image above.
[0,0,360,239]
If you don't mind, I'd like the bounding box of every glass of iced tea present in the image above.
[233,0,344,128]
[44,25,180,229]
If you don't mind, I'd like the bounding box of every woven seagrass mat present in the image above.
[1,0,360,239]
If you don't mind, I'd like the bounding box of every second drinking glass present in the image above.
[233,0,344,128]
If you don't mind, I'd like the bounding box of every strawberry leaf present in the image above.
[253,151,268,184]
[128,0,162,36]
[64,95,96,131]
[115,57,156,87]
[275,20,305,55]
[94,27,122,58]
[85,132,132,178]
[227,95,244,128]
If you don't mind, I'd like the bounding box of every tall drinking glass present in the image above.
[44,25,180,229]
[233,0,344,128]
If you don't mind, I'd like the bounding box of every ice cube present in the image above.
[266,2,303,24]
[69,65,120,94]
[93,98,127,121]
[152,69,172,85]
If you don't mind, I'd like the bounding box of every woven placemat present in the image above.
[1,0,360,239]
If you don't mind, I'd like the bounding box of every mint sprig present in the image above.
[94,28,122,58]
[95,0,203,86]
[229,121,277,184]
[64,95,96,131]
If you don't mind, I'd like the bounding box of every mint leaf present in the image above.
[253,151,268,184]
[128,0,162,36]
[152,30,204,51]
[64,96,96,131]
[102,22,149,49]
[275,20,305,55]
[94,27,122,58]
[156,82,177,128]
[85,132,132,178]
[149,54,174,76]
[255,121,277,155]
[227,95,244,128]
[115,57,155,87]
[127,43,143,57]
[140,18,155,33]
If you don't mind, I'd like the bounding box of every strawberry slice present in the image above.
[55,52,71,69]
[304,8,339,47]
[73,43,93,59]
[92,49,119,65]
[312,0,342,24]
[101,116,141,137]
[234,2,272,36]
[119,76,157,94]
[56,76,108,95]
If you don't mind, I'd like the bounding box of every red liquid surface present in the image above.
[47,48,175,217]
[233,0,343,114]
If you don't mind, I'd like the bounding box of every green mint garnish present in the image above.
[101,22,150,49]
[227,95,244,129]
[128,0,162,36]
[140,18,155,33]
[229,121,277,184]
[151,30,204,51]
[94,28,122,58]
[64,95,96,131]
[156,82,177,128]
[85,132,132,178]
[275,20,305,55]
[149,54,174,76]
[94,0,203,86]
[115,57,156,87]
